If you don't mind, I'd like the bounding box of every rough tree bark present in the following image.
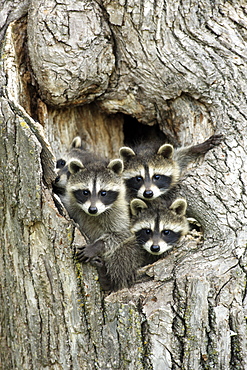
[0,1,247,369]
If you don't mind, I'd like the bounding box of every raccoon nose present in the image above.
[55,176,60,183]
[88,206,98,214]
[143,190,153,198]
[150,245,160,253]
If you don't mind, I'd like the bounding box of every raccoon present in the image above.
[87,196,189,290]
[53,161,68,200]
[55,136,85,173]
[53,136,84,198]
[130,197,189,265]
[120,134,223,202]
[65,156,142,291]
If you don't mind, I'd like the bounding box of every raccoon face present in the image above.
[53,136,83,195]
[134,226,182,255]
[130,198,189,255]
[70,180,120,216]
[53,159,69,196]
[67,158,124,216]
[124,165,174,200]
[120,145,180,200]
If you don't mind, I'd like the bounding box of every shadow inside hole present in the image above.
[123,115,168,147]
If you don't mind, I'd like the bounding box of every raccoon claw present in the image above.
[76,246,87,262]
[206,134,224,149]
[191,134,223,154]
[76,246,94,262]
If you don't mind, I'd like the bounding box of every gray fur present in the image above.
[173,134,223,172]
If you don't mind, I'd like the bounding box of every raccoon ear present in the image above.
[71,136,82,148]
[119,147,136,161]
[108,159,124,174]
[157,144,174,159]
[130,198,148,216]
[170,198,187,216]
[68,158,84,174]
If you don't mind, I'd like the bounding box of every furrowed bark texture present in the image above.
[0,1,247,369]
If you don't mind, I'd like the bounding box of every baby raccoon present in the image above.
[130,197,189,264]
[120,134,223,202]
[53,136,84,198]
[65,156,143,291]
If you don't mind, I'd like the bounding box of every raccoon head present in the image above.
[66,158,124,216]
[53,136,83,195]
[52,158,68,196]
[130,198,189,255]
[120,144,180,200]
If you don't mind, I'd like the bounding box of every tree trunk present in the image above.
[0,1,247,369]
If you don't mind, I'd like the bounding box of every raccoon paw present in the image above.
[206,134,224,149]
[191,134,223,154]
[76,245,96,263]
[76,240,105,263]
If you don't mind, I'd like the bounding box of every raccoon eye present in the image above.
[83,190,90,196]
[153,174,160,180]
[56,159,66,168]
[136,176,143,182]
[145,229,152,234]
[162,230,170,236]
[100,191,107,196]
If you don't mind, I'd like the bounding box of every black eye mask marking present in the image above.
[152,174,172,190]
[161,230,181,244]
[135,228,181,248]
[125,176,144,192]
[73,189,119,206]
[73,189,90,204]
[56,159,66,169]
[135,229,153,244]
[99,190,119,206]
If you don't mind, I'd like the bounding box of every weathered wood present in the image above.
[38,102,125,159]
[0,1,247,369]
[0,0,30,40]
[27,0,115,106]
